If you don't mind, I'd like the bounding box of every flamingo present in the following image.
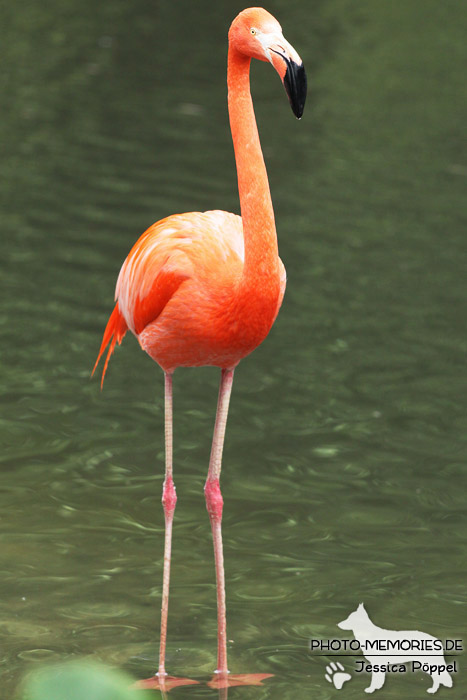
[93,7,306,690]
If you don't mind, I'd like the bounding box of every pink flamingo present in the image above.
[94,7,306,690]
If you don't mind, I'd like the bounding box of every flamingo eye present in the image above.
[250,28,257,35]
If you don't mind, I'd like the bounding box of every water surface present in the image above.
[2,0,466,697]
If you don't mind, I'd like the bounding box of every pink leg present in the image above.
[158,372,177,676]
[204,368,235,675]
[134,374,199,691]
[204,369,274,691]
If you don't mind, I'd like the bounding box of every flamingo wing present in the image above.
[94,210,244,385]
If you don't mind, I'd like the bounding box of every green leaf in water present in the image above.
[20,661,151,700]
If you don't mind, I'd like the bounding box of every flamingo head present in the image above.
[229,7,307,119]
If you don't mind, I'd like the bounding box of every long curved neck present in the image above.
[227,46,279,281]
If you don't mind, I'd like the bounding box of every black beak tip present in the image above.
[284,60,307,119]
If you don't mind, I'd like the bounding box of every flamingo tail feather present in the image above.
[92,304,128,388]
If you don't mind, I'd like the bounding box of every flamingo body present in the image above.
[95,209,286,377]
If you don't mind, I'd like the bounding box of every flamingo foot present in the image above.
[132,674,200,691]
[207,672,274,689]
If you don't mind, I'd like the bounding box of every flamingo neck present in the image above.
[227,46,279,281]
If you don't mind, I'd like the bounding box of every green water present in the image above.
[2,0,466,697]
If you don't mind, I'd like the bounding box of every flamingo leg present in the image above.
[203,369,274,691]
[204,367,235,675]
[133,375,200,690]
[158,371,177,676]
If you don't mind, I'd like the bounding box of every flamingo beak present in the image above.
[267,36,307,119]
[282,56,307,119]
